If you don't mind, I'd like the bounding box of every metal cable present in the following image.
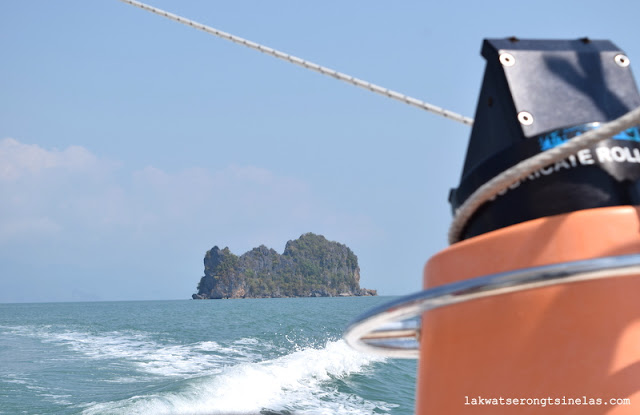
[117,0,474,126]
[448,105,640,244]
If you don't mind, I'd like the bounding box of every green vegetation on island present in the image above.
[193,233,377,299]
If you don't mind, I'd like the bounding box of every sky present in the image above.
[1,0,639,303]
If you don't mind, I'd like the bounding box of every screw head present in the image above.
[499,53,515,67]
[518,111,533,126]
[614,54,630,68]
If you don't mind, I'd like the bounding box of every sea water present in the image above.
[0,297,416,414]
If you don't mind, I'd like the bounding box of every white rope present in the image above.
[117,0,474,126]
[448,105,640,244]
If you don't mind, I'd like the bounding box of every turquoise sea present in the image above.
[0,297,416,414]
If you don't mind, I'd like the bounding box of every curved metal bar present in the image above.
[343,254,640,358]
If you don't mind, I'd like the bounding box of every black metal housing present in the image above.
[450,38,640,240]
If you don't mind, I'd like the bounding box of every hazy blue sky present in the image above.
[1,0,639,303]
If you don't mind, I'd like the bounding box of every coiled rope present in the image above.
[448,105,640,244]
[117,0,473,126]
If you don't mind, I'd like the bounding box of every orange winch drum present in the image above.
[416,206,640,414]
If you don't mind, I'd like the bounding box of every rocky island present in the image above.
[192,233,377,299]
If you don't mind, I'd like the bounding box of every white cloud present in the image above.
[0,138,106,182]
[0,138,377,248]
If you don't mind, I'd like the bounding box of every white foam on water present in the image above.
[193,341,225,352]
[4,325,260,378]
[233,338,260,346]
[2,376,28,385]
[41,393,74,406]
[82,340,392,415]
[51,331,229,376]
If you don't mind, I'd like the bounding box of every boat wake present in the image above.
[81,338,390,415]
[1,324,393,414]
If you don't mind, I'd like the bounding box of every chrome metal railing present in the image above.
[344,254,640,358]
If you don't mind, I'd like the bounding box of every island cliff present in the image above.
[192,233,377,299]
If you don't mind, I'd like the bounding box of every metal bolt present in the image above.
[615,54,630,68]
[499,53,515,67]
[518,111,533,126]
